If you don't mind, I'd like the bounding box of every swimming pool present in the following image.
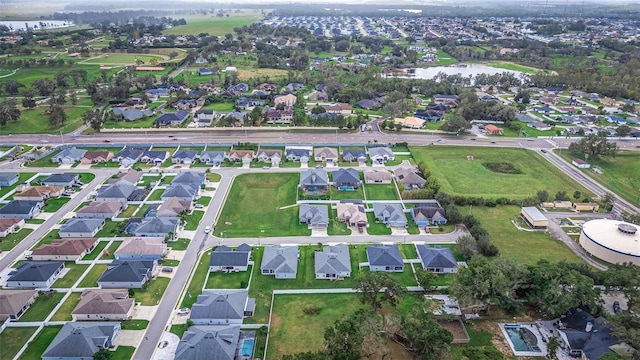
[125,223,139,233]
[241,338,254,357]
[146,210,157,217]
[504,326,541,352]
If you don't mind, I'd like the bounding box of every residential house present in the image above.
[145,88,170,98]
[259,83,277,92]
[394,116,425,129]
[0,200,43,219]
[314,147,339,164]
[416,245,458,273]
[133,217,180,238]
[198,68,214,76]
[199,151,226,166]
[356,99,377,110]
[433,94,459,106]
[95,183,137,203]
[315,244,352,279]
[363,169,393,184]
[256,149,282,167]
[107,170,142,187]
[236,97,265,110]
[266,107,294,124]
[154,111,190,127]
[368,147,394,165]
[0,289,38,321]
[172,171,205,188]
[174,325,246,360]
[76,201,125,220]
[81,151,113,164]
[111,108,153,121]
[228,150,254,164]
[332,168,361,190]
[308,90,328,101]
[572,159,591,169]
[556,308,620,360]
[0,218,25,237]
[323,102,352,114]
[0,173,19,187]
[71,289,134,321]
[52,147,87,164]
[373,203,407,228]
[273,94,297,108]
[173,99,199,110]
[337,202,368,228]
[115,237,167,260]
[342,149,367,164]
[40,173,79,187]
[113,148,144,167]
[31,238,98,261]
[484,124,504,135]
[140,150,169,166]
[367,245,404,272]
[529,121,552,131]
[298,204,329,230]
[285,83,304,92]
[115,97,147,110]
[299,168,330,195]
[229,83,249,93]
[414,109,443,123]
[157,197,192,217]
[42,322,120,360]
[98,260,157,288]
[285,147,311,162]
[13,186,63,201]
[261,245,299,279]
[411,206,447,226]
[394,168,426,190]
[209,244,252,272]
[190,290,255,325]
[516,113,536,123]
[59,218,104,238]
[194,109,215,126]
[172,150,198,164]
[5,261,64,288]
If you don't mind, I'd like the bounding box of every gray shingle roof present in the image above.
[98,260,154,283]
[332,168,360,185]
[299,169,329,187]
[366,245,403,267]
[175,325,240,360]
[190,290,248,321]
[53,148,86,162]
[261,246,298,275]
[173,150,198,160]
[368,146,394,158]
[298,204,329,227]
[416,245,457,269]
[8,261,63,282]
[209,246,251,267]
[315,244,351,275]
[0,200,41,215]
[134,217,179,236]
[43,322,118,358]
[162,184,198,199]
[0,173,18,183]
[373,203,406,224]
[96,183,137,200]
[59,218,104,234]
[200,151,226,162]
[172,171,205,186]
[115,148,144,161]
[40,173,78,184]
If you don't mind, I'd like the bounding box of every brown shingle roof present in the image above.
[76,201,123,215]
[0,289,38,318]
[13,186,63,199]
[107,170,142,185]
[115,237,166,256]
[72,289,134,316]
[83,151,112,161]
[0,218,23,232]
[32,238,98,256]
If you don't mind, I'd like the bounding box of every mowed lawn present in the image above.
[364,183,400,200]
[0,327,38,359]
[471,206,582,265]
[411,146,591,198]
[163,13,262,36]
[267,294,363,359]
[556,150,640,205]
[216,173,311,237]
[19,326,63,360]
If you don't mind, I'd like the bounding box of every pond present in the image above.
[384,64,526,82]
[0,20,74,31]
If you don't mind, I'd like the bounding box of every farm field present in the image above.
[215,173,311,238]
[162,12,262,36]
[410,146,591,199]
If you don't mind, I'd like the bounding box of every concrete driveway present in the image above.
[115,330,145,347]
[132,305,158,320]
[152,332,180,360]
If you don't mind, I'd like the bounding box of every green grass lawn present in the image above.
[451,323,501,360]
[267,293,363,359]
[0,173,36,198]
[327,208,351,236]
[471,205,583,265]
[410,146,591,198]
[78,264,107,287]
[184,210,205,230]
[147,189,164,201]
[25,150,61,167]
[163,12,261,36]
[120,205,138,218]
[18,325,62,360]
[207,172,222,182]
[169,238,190,251]
[484,61,542,74]
[110,346,136,360]
[120,319,149,330]
[556,150,640,206]
[0,327,38,359]
[196,196,211,206]
[42,197,70,212]
[51,292,82,321]
[25,218,46,224]
[95,220,124,238]
[181,250,212,308]
[205,266,252,289]
[216,173,311,238]
[82,53,163,65]
[0,228,33,251]
[161,259,180,267]
[53,262,89,288]
[103,241,122,259]
[0,106,87,135]
[437,49,457,65]
[330,187,365,200]
[366,213,392,235]
[170,324,189,338]
[138,175,161,187]
[364,183,399,200]
[18,292,65,322]
[134,277,170,306]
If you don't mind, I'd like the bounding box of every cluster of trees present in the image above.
[568,132,618,158]
[400,162,441,199]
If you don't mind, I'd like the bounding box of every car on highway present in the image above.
[527,138,534,141]
[177,308,190,315]
[168,135,174,138]
[204,226,211,234]
[103,139,111,143]
[540,149,547,153]
[490,141,496,144]
[40,140,49,144]
[262,166,270,169]
[470,138,476,141]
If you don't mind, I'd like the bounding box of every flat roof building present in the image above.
[580,219,640,266]
[520,206,548,229]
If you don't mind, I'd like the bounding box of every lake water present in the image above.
[0,20,74,31]
[385,64,525,80]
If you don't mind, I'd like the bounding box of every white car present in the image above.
[177,308,190,315]
[204,226,211,234]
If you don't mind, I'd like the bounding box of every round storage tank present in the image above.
[579,219,640,265]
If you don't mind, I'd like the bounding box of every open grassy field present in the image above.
[364,183,400,200]
[216,173,311,238]
[471,205,583,264]
[267,293,363,359]
[0,106,87,135]
[18,325,62,360]
[437,49,457,65]
[410,146,591,199]
[80,53,164,65]
[484,61,544,74]
[0,327,38,359]
[556,150,640,206]
[162,12,262,36]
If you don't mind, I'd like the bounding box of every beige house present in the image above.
[274,94,297,107]
[394,116,426,129]
[107,170,143,186]
[337,202,369,227]
[314,147,339,163]
[72,289,135,321]
[13,186,64,201]
[81,151,114,164]
[157,197,192,217]
[31,238,99,261]
[114,237,167,260]
[0,289,38,321]
[323,103,353,115]
[364,169,393,184]
[75,201,125,219]
[0,218,25,237]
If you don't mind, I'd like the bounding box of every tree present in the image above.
[546,336,560,360]
[568,132,617,158]
[600,192,616,211]
[415,268,438,290]
[93,348,111,360]
[48,106,67,128]
[4,80,24,95]
[83,110,103,132]
[323,310,368,360]
[353,272,406,310]
[537,190,550,203]
[401,308,453,360]
[440,115,471,135]
[457,234,478,260]
[70,92,78,106]
[555,191,570,201]
[21,90,37,109]
[615,124,632,138]
[0,99,21,126]
[311,105,326,114]
[169,51,179,60]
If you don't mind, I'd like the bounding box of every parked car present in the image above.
[204,226,211,234]
[490,141,496,144]
[613,301,621,313]
[177,308,190,315]
[262,166,270,170]
[195,204,204,209]
[162,267,173,273]
[424,226,430,233]
[24,251,32,259]
[527,138,534,141]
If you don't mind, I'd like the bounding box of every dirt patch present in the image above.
[474,321,513,357]
[270,314,280,328]
[482,162,523,174]
[362,338,413,360]
[438,319,469,343]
